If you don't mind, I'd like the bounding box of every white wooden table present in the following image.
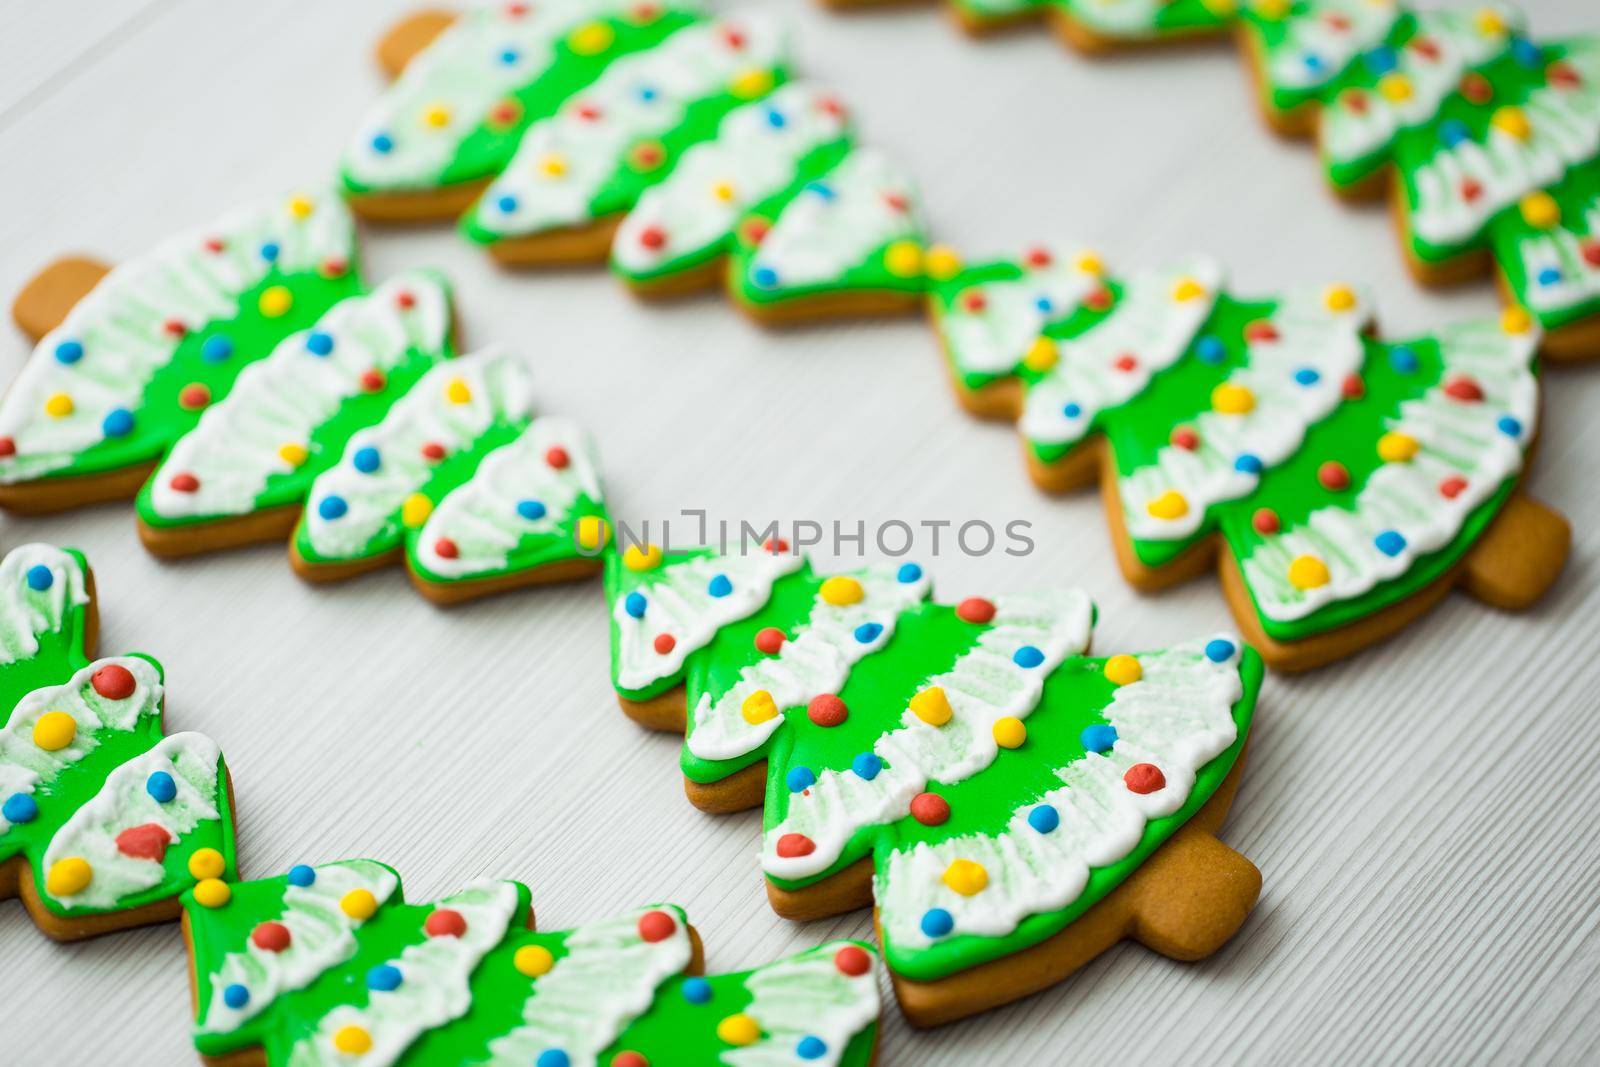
[3,1,1598,1062]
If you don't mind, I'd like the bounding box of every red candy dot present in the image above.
[754,627,786,654]
[170,473,200,494]
[321,256,349,279]
[1113,352,1138,373]
[1124,763,1166,794]
[1085,286,1113,311]
[1343,89,1370,114]
[956,597,996,624]
[1549,61,1582,90]
[545,446,570,469]
[252,921,292,952]
[1170,426,1200,451]
[575,102,603,122]
[1024,247,1053,268]
[1341,374,1365,400]
[1410,35,1441,60]
[612,1054,650,1067]
[1444,376,1484,402]
[834,945,872,976]
[639,226,667,250]
[961,290,988,313]
[653,633,676,655]
[179,384,211,411]
[396,290,417,310]
[114,823,170,861]
[638,909,677,942]
[910,792,950,826]
[203,237,226,254]
[776,833,815,858]
[763,537,790,554]
[434,538,460,560]
[883,191,910,213]
[807,694,848,728]
[1318,461,1350,491]
[1245,321,1279,343]
[720,25,746,48]
[1323,11,1350,30]
[162,318,188,338]
[1461,177,1484,203]
[1252,508,1281,535]
[360,369,386,392]
[91,663,137,700]
[425,908,467,938]
[1439,476,1468,499]
[740,217,771,245]
[0,436,14,458]
[816,96,845,117]
[421,441,446,461]
[1461,72,1492,104]
[1581,240,1600,268]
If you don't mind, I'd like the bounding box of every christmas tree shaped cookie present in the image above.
[1493,161,1600,348]
[0,543,236,940]
[342,2,704,220]
[462,14,791,264]
[927,243,1570,670]
[182,859,882,1065]
[821,0,1235,53]
[0,189,360,514]
[605,545,1261,1025]
[292,348,612,604]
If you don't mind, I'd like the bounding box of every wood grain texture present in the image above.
[2,0,1598,1063]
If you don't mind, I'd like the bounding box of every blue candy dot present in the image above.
[1034,295,1054,314]
[624,591,648,619]
[54,340,84,364]
[1294,367,1320,386]
[787,767,816,793]
[765,107,786,128]
[1511,38,1542,67]
[1440,119,1471,148]
[1538,267,1562,287]
[854,622,883,644]
[1367,45,1398,75]
[1196,335,1226,364]
[1062,402,1082,419]
[202,335,234,363]
[223,984,250,1010]
[2,793,38,824]
[805,181,836,200]
[102,408,135,438]
[500,47,521,64]
[682,976,712,1004]
[1013,645,1044,668]
[638,86,658,102]
[797,1036,828,1060]
[353,447,382,474]
[497,194,519,214]
[708,574,733,598]
[1028,804,1060,834]
[371,132,394,154]
[287,864,317,887]
[367,964,403,991]
[260,241,280,262]
[1374,530,1407,557]
[1234,453,1263,475]
[1081,723,1118,753]
[920,908,954,938]
[146,771,177,803]
[517,499,548,521]
[897,562,923,583]
[852,752,882,780]
[25,565,53,592]
[1498,415,1523,437]
[1389,345,1419,373]
[318,496,349,521]
[1204,638,1236,663]
[1302,52,1324,73]
[536,1052,570,1067]
[305,331,334,356]
[752,266,779,289]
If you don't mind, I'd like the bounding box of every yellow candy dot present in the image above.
[819,576,864,606]
[1253,0,1289,20]
[278,443,309,468]
[942,859,989,896]
[1171,276,1206,302]
[287,194,315,220]
[46,857,92,897]
[1074,251,1104,275]
[1501,306,1534,335]
[333,1026,373,1055]
[401,493,434,529]
[44,393,74,418]
[515,944,555,977]
[32,710,77,751]
[711,180,737,203]
[1324,284,1358,312]
[1212,383,1256,415]
[193,878,231,909]
[1104,654,1142,687]
[1377,73,1413,102]
[1023,336,1059,373]
[741,689,779,725]
[188,847,226,880]
[1492,106,1531,141]
[259,286,293,318]
[623,543,663,572]
[1520,192,1561,229]
[716,1013,762,1047]
[341,888,379,921]
[883,240,924,279]
[422,103,452,128]
[539,153,569,178]
[445,378,473,405]
[577,515,611,552]
[1475,8,1507,35]
[1145,489,1189,521]
[924,245,963,281]
[729,68,774,100]
[1288,555,1331,590]
[1377,431,1420,463]
[992,717,1026,749]
[568,21,616,56]
[909,686,953,726]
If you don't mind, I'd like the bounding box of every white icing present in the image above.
[0,543,88,666]
[937,246,1106,380]
[1516,189,1600,316]
[875,638,1243,950]
[146,272,453,520]
[1241,318,1539,622]
[1261,0,1400,93]
[0,189,355,484]
[481,906,695,1066]
[1119,284,1373,542]
[740,148,922,294]
[41,732,223,910]
[288,880,522,1067]
[685,564,932,762]
[722,942,881,1067]
[763,590,1096,882]
[1017,258,1224,450]
[611,549,804,692]
[473,16,787,238]
[410,415,605,579]
[0,657,164,837]
[197,860,402,1035]
[611,82,852,276]
[303,347,538,561]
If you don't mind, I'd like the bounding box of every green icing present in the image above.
[951,0,1232,40]
[1492,159,1600,332]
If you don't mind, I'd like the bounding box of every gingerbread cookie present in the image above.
[182,859,881,1065]
[0,190,361,514]
[819,0,1235,53]
[0,543,236,941]
[926,243,1569,670]
[606,545,1261,1024]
